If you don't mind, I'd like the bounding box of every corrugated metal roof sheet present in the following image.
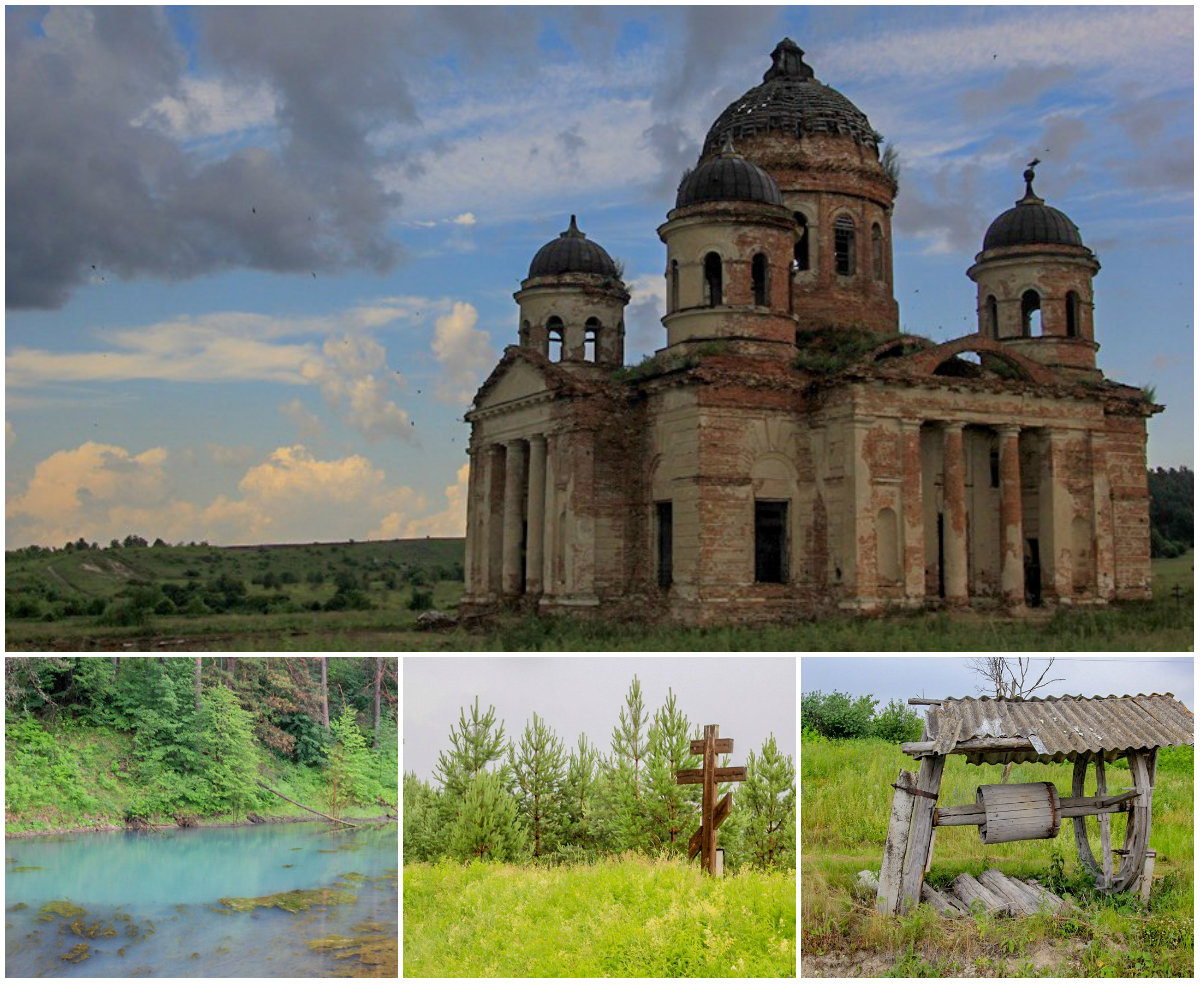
[922,694,1194,766]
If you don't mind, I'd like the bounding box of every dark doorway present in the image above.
[1024,538,1042,606]
[755,500,788,583]
[656,501,673,587]
[936,513,946,599]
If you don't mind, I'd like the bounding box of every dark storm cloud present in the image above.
[6,6,544,310]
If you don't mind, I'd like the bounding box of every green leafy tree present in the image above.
[326,706,377,816]
[434,697,508,800]
[610,675,649,797]
[197,685,260,816]
[508,712,567,858]
[560,733,600,852]
[741,733,796,870]
[643,689,701,852]
[800,690,877,739]
[871,699,924,742]
[447,770,525,862]
[403,771,446,862]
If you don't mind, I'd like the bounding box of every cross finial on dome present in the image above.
[1019,159,1044,205]
[764,38,815,82]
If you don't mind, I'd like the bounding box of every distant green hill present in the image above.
[5,537,465,625]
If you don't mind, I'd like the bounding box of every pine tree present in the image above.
[610,675,649,798]
[561,733,599,851]
[741,733,796,870]
[508,712,567,858]
[434,696,509,799]
[447,770,525,862]
[198,685,260,817]
[403,771,446,862]
[643,689,700,851]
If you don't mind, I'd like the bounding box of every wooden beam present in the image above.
[687,793,732,859]
[702,725,716,875]
[901,737,1036,757]
[675,766,747,785]
[908,698,945,706]
[877,768,917,914]
[934,791,1136,827]
[690,738,733,755]
[898,754,945,914]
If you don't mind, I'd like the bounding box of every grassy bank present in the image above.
[801,736,1194,977]
[403,855,795,977]
[4,717,396,836]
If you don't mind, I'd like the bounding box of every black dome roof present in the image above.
[528,216,619,279]
[982,168,1084,251]
[676,142,784,209]
[701,39,879,158]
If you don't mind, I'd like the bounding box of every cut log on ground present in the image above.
[979,869,1039,916]
[256,780,357,827]
[951,872,1008,915]
[920,883,965,917]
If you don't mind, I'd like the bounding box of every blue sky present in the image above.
[6,6,1193,548]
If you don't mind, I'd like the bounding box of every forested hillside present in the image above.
[4,657,398,834]
[404,676,796,873]
[1148,466,1193,558]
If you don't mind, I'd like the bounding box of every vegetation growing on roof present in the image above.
[792,327,899,374]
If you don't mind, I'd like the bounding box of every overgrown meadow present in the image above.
[801,735,1194,977]
[403,855,795,977]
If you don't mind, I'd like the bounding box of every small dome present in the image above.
[675,140,784,209]
[982,166,1084,251]
[528,216,619,279]
[701,39,879,158]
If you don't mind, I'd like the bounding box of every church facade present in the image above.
[460,39,1159,623]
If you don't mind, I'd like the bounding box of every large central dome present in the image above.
[701,38,878,159]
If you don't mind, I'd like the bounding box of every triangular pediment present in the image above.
[476,359,552,410]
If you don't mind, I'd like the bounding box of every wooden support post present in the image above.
[877,768,917,914]
[1096,757,1113,890]
[1138,850,1156,903]
[898,754,945,914]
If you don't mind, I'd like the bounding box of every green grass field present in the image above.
[8,544,1190,651]
[801,736,1194,977]
[403,855,795,977]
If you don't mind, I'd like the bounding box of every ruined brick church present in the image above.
[461,39,1159,622]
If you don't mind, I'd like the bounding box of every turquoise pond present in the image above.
[5,821,397,977]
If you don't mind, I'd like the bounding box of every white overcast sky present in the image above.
[800,656,1194,714]
[403,656,795,785]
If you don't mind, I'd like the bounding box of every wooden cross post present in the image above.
[675,724,746,874]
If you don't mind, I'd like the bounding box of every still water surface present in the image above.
[5,821,397,977]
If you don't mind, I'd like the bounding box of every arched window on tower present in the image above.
[669,260,679,313]
[986,295,998,339]
[547,316,564,361]
[834,215,856,276]
[871,224,884,281]
[793,213,809,271]
[1021,289,1042,337]
[520,319,531,348]
[584,318,600,362]
[703,252,723,306]
[751,253,769,306]
[1065,291,1080,338]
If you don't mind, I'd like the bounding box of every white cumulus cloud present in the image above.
[432,302,496,404]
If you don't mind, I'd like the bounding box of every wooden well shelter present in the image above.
[876,693,1193,916]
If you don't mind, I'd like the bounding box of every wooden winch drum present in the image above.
[976,781,1061,844]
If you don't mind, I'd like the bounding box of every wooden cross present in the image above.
[675,724,746,874]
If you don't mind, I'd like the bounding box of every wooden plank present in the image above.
[997,872,1058,916]
[690,738,733,755]
[687,793,732,859]
[877,768,917,915]
[702,724,716,875]
[908,698,946,705]
[898,754,945,914]
[979,869,1037,916]
[902,737,1036,757]
[1021,879,1070,914]
[1097,757,1113,890]
[920,882,963,918]
[675,766,747,784]
[949,873,1006,915]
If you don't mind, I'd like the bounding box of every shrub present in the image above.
[800,690,877,739]
[870,698,924,743]
[408,588,435,611]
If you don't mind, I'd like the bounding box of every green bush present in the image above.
[870,698,924,742]
[800,690,878,739]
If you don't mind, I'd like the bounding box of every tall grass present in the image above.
[801,736,1194,977]
[403,855,795,977]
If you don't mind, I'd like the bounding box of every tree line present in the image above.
[5,657,397,824]
[800,691,925,742]
[404,676,796,872]
[1148,466,1192,558]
